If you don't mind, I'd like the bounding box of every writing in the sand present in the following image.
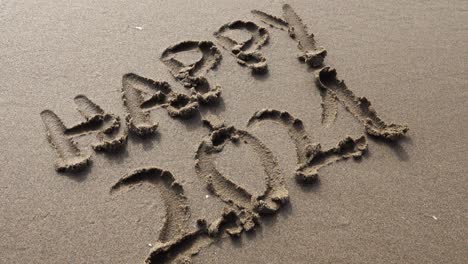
[40,3,408,263]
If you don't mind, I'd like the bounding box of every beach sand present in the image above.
[0,0,467,263]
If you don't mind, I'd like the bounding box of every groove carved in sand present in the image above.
[121,73,199,136]
[40,95,127,172]
[196,123,289,215]
[248,109,368,183]
[316,67,409,140]
[253,5,327,67]
[149,117,292,262]
[110,167,206,263]
[145,118,292,262]
[110,166,272,263]
[253,4,336,126]
[38,3,412,262]
[251,10,289,31]
[252,4,408,138]
[144,207,251,264]
[111,167,190,243]
[282,4,328,67]
[161,41,222,104]
[214,20,270,74]
[150,112,366,262]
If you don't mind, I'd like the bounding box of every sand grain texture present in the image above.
[0,0,467,263]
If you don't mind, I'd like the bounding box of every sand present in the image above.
[0,0,467,263]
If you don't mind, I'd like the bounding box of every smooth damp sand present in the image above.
[0,0,467,263]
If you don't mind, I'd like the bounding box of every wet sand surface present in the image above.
[0,0,467,263]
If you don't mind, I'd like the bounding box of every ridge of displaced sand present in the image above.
[214,20,269,74]
[161,40,222,104]
[251,10,289,31]
[111,167,190,242]
[248,109,368,183]
[195,124,289,215]
[251,4,408,139]
[316,67,409,140]
[121,73,200,137]
[40,95,127,172]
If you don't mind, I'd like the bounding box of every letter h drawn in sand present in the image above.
[42,41,225,169]
[40,95,127,172]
